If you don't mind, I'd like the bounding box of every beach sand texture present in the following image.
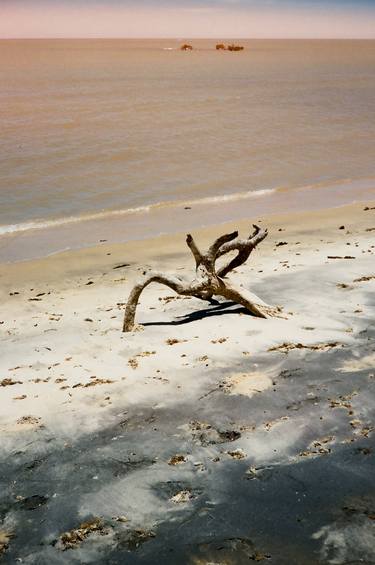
[0,202,374,563]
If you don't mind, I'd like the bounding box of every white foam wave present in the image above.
[0,188,276,236]
[186,188,275,207]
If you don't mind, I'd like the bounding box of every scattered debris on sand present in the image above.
[16,415,42,426]
[211,337,227,344]
[336,283,354,290]
[299,436,335,458]
[137,350,156,357]
[170,489,194,503]
[29,377,50,383]
[73,378,115,388]
[327,255,355,259]
[168,454,187,466]
[227,448,246,460]
[166,338,187,346]
[198,355,209,362]
[246,466,263,480]
[128,358,138,370]
[0,530,14,555]
[328,392,374,439]
[1,378,22,387]
[57,518,108,550]
[113,263,130,270]
[269,342,341,354]
[264,416,289,431]
[357,425,374,438]
[113,515,128,523]
[190,421,242,446]
[329,391,357,411]
[159,295,191,304]
[353,275,375,283]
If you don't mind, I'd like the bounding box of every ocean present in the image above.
[1,38,375,261]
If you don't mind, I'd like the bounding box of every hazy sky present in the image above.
[1,0,375,39]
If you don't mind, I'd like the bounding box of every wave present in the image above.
[0,188,276,236]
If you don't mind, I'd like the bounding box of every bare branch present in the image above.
[123,273,191,332]
[207,230,238,264]
[220,282,280,318]
[216,225,268,277]
[186,234,203,268]
[217,225,267,257]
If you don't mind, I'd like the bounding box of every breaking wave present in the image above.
[0,188,276,236]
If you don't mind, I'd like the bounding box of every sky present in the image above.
[1,0,375,39]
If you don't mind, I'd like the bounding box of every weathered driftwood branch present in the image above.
[123,225,279,332]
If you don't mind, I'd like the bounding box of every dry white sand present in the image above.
[0,202,374,440]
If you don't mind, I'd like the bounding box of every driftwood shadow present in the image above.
[142,300,252,327]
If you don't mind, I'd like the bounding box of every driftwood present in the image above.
[123,225,279,332]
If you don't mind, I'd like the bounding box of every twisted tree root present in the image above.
[123,226,279,332]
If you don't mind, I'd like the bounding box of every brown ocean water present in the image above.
[1,39,375,260]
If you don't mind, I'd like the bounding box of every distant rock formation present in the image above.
[227,44,244,51]
[178,43,244,52]
[215,43,245,51]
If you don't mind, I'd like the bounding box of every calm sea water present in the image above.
[1,39,375,260]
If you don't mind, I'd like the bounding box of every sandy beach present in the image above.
[0,201,374,563]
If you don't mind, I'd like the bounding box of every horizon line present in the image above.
[1,36,375,40]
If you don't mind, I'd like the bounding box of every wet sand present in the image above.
[0,202,374,564]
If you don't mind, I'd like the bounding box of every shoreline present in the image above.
[1,177,374,264]
[1,200,374,291]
